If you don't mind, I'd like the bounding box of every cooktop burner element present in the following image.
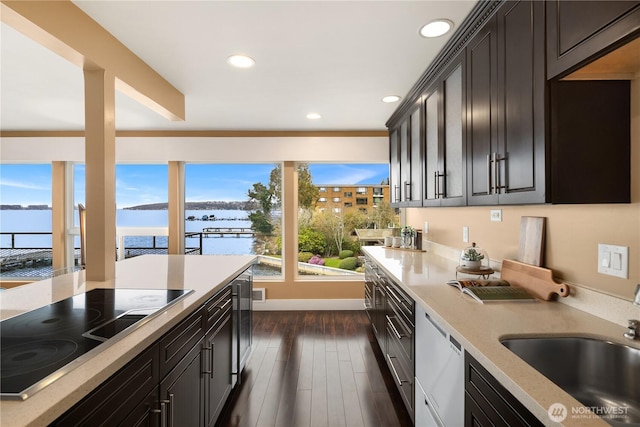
[0,288,192,400]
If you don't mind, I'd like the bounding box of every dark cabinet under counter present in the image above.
[465,351,543,427]
[52,267,252,427]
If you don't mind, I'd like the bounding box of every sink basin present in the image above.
[501,336,640,426]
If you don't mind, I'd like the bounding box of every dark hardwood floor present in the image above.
[218,311,413,427]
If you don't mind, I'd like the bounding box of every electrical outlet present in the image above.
[598,244,628,278]
[424,221,429,234]
[463,226,469,243]
[490,209,502,222]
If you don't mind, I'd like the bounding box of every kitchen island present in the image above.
[0,254,256,427]
[363,246,636,427]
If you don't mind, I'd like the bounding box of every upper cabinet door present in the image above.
[547,0,640,78]
[424,58,466,207]
[466,17,499,205]
[441,61,466,207]
[467,0,545,206]
[495,0,546,204]
[408,102,423,206]
[389,129,401,205]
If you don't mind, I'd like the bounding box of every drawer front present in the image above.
[159,307,206,377]
[386,305,413,364]
[386,328,414,418]
[204,285,232,332]
[54,343,159,426]
[385,281,414,329]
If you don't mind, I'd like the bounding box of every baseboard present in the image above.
[252,298,365,311]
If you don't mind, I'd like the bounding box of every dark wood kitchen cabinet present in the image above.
[160,338,206,427]
[423,57,466,207]
[390,99,422,207]
[204,290,233,427]
[465,351,543,427]
[53,270,249,427]
[53,344,160,426]
[466,0,546,205]
[546,0,640,79]
[389,129,401,205]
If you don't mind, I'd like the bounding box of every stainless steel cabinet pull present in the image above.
[219,298,232,311]
[209,342,215,379]
[159,399,170,427]
[493,152,499,194]
[487,154,492,194]
[168,393,174,427]
[386,315,405,339]
[385,285,403,305]
[386,354,409,386]
[394,185,400,203]
[202,345,212,375]
[404,181,411,201]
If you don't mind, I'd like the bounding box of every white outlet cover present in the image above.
[598,244,628,279]
[463,226,469,243]
[424,221,429,234]
[490,209,502,222]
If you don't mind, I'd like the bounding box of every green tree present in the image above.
[269,163,318,209]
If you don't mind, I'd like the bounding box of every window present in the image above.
[185,164,282,277]
[115,164,168,259]
[356,197,368,205]
[296,163,395,277]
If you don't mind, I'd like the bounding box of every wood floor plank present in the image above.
[218,311,412,427]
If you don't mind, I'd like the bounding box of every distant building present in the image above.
[314,184,389,213]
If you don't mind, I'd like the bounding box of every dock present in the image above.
[202,227,256,237]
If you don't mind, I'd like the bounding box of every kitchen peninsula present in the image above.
[0,254,256,427]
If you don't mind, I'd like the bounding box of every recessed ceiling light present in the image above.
[306,113,322,120]
[382,95,401,103]
[227,55,255,68]
[419,19,453,38]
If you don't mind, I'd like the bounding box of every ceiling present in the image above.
[1,1,477,132]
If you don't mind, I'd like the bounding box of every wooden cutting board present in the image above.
[518,216,546,266]
[501,259,570,300]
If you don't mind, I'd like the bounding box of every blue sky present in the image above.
[0,163,389,208]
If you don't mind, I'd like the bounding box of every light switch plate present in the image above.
[598,244,628,278]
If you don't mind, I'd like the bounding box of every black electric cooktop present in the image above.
[0,288,192,400]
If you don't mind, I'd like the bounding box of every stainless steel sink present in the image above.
[501,336,640,426]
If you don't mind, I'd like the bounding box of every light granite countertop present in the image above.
[0,254,256,427]
[363,246,638,427]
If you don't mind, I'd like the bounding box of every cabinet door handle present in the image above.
[159,399,170,427]
[214,343,216,378]
[493,152,499,194]
[168,393,175,427]
[202,345,212,375]
[394,185,400,203]
[404,181,411,201]
[386,314,405,339]
[386,354,409,386]
[487,154,492,194]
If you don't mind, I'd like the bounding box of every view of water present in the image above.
[0,209,260,256]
